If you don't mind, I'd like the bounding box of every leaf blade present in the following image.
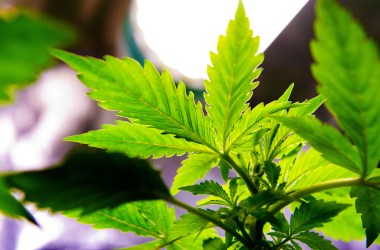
[66,121,214,159]
[204,1,263,150]
[51,49,215,149]
[312,0,380,175]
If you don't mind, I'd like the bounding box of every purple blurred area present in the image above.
[1,0,380,249]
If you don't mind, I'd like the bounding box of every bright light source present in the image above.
[130,0,308,85]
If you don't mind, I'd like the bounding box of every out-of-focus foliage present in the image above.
[0,7,75,104]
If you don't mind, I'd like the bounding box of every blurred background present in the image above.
[0,0,379,249]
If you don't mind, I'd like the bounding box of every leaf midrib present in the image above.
[97,74,218,153]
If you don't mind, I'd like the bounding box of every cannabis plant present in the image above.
[2,0,379,249]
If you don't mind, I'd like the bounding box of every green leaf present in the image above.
[280,148,357,191]
[171,154,218,195]
[312,0,380,175]
[204,0,263,150]
[0,10,74,104]
[120,240,163,250]
[51,49,215,149]
[66,121,214,159]
[274,116,362,174]
[290,200,349,235]
[313,190,367,242]
[203,237,227,250]
[270,213,290,236]
[0,179,37,224]
[350,186,380,247]
[168,213,210,241]
[263,161,281,189]
[228,99,295,152]
[180,181,232,206]
[4,149,171,213]
[293,231,337,250]
[167,228,217,250]
[65,200,175,239]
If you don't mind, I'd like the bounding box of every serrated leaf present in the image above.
[293,231,337,250]
[171,154,218,195]
[313,190,366,242]
[290,200,349,235]
[4,149,171,213]
[280,148,357,191]
[0,179,37,225]
[350,186,380,247]
[180,180,232,206]
[204,1,263,150]
[167,228,217,250]
[169,213,210,241]
[120,240,163,250]
[312,0,380,175]
[274,116,362,174]
[270,213,290,236]
[66,121,213,159]
[65,200,174,239]
[0,11,74,104]
[203,237,227,250]
[51,49,215,149]
[228,99,295,153]
[263,161,281,189]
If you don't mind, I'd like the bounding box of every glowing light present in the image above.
[131,0,308,84]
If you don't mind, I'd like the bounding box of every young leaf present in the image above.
[0,179,37,225]
[292,231,337,250]
[0,11,74,103]
[66,121,214,159]
[204,0,263,150]
[171,154,218,195]
[4,149,171,213]
[274,116,362,174]
[180,180,232,206]
[312,0,380,175]
[350,186,380,247]
[51,49,215,149]
[290,200,349,235]
[65,200,175,239]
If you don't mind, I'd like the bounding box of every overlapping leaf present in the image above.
[66,121,213,159]
[4,149,171,213]
[171,154,218,195]
[0,10,74,103]
[65,200,175,239]
[290,200,349,235]
[351,186,380,247]
[51,49,215,149]
[204,0,263,150]
[275,117,362,174]
[311,0,380,175]
[292,231,337,250]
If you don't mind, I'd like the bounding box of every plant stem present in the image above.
[164,196,253,247]
[223,154,258,196]
[269,177,379,214]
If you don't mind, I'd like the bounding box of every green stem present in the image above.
[269,177,377,214]
[223,154,258,196]
[164,196,253,247]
